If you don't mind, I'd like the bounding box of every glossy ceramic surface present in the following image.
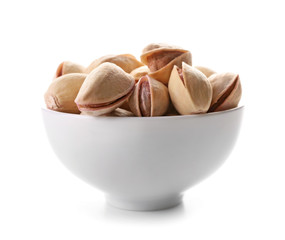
[42,106,244,211]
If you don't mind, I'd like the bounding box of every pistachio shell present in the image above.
[109,65,151,112]
[168,62,212,115]
[148,52,192,85]
[130,66,150,82]
[85,54,144,74]
[45,73,87,113]
[140,43,192,85]
[119,66,151,111]
[80,108,134,117]
[208,73,242,112]
[102,108,135,117]
[142,43,185,55]
[128,75,169,117]
[55,61,85,78]
[120,100,132,112]
[165,100,180,116]
[75,62,135,116]
[195,66,216,78]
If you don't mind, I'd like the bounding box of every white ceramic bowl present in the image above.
[42,106,244,211]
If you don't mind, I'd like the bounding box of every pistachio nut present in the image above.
[80,108,134,117]
[121,66,151,111]
[55,61,85,78]
[75,62,135,116]
[102,108,135,117]
[165,100,180,116]
[168,62,212,115]
[140,43,192,85]
[208,73,242,112]
[130,66,150,82]
[85,54,144,74]
[142,43,182,54]
[195,66,216,78]
[128,75,169,117]
[45,73,87,113]
[120,100,132,112]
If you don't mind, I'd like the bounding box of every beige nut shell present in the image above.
[130,66,150,82]
[195,66,216,78]
[141,43,186,55]
[169,62,212,115]
[121,65,151,111]
[75,62,135,116]
[208,72,242,112]
[45,73,87,114]
[55,61,85,78]
[129,75,169,117]
[102,108,135,117]
[85,54,144,74]
[140,43,192,85]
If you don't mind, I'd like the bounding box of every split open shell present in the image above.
[101,108,135,117]
[208,73,242,112]
[121,63,151,111]
[85,54,144,74]
[195,66,216,78]
[55,61,85,78]
[140,43,192,85]
[45,73,87,114]
[168,62,212,115]
[128,75,169,117]
[142,43,183,54]
[75,62,135,116]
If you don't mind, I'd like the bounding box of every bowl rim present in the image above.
[42,105,244,120]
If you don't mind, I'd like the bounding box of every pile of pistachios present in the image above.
[44,43,242,117]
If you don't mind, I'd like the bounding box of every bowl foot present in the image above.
[106,194,183,211]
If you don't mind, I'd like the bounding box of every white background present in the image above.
[0,0,284,239]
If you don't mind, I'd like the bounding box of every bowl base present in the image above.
[106,194,183,211]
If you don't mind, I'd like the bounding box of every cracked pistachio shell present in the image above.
[169,62,212,115]
[85,54,144,74]
[120,65,150,111]
[102,108,135,117]
[141,43,184,54]
[55,61,85,78]
[75,62,135,116]
[128,75,169,117]
[195,66,216,78]
[121,65,151,111]
[208,73,242,112]
[45,73,87,113]
[140,43,192,85]
[119,99,132,112]
[80,108,135,117]
[130,66,150,82]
